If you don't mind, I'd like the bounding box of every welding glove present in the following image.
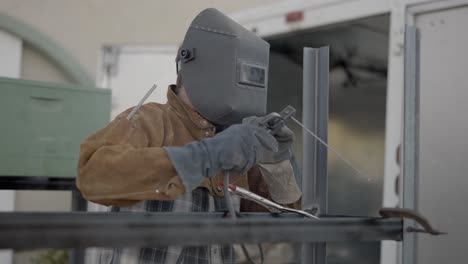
[243,115,301,204]
[163,124,278,191]
[257,161,302,204]
[242,115,294,164]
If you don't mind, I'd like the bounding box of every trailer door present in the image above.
[406,2,468,263]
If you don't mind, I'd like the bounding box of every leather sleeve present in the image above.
[76,105,185,206]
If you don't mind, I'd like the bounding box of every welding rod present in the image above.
[127,84,158,120]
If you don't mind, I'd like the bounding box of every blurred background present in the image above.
[1,0,467,264]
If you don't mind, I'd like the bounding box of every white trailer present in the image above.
[230,1,468,263]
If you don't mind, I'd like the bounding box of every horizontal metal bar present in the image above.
[0,212,403,249]
[0,176,76,190]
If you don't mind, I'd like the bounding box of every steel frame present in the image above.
[402,25,420,264]
[0,176,76,190]
[302,47,329,264]
[0,212,402,250]
[0,45,415,264]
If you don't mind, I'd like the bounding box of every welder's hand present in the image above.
[243,115,294,164]
[163,124,278,191]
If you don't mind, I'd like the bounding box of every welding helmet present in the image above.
[176,8,269,125]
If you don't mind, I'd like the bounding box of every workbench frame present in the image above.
[0,212,402,249]
[0,45,417,264]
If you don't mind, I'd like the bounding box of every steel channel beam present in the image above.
[69,190,88,264]
[0,212,402,249]
[302,46,329,264]
[0,176,76,190]
[402,26,421,264]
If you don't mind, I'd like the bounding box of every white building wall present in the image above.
[0,0,282,85]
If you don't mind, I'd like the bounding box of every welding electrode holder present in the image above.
[258,105,296,135]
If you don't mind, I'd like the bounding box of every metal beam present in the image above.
[69,191,87,264]
[0,176,76,190]
[302,46,329,264]
[402,25,421,264]
[0,212,402,249]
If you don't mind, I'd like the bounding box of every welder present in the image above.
[77,8,301,264]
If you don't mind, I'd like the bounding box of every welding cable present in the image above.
[223,171,236,264]
[258,244,264,264]
[224,171,264,264]
[241,244,264,264]
[224,171,237,220]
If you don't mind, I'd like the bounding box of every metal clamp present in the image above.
[227,184,319,220]
[379,207,446,235]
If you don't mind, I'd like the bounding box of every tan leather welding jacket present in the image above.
[76,86,249,207]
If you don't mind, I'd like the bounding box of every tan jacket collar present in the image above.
[166,85,215,131]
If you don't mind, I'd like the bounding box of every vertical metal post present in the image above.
[402,26,420,264]
[302,47,329,264]
[69,190,87,264]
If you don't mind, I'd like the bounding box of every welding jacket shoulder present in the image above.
[76,87,248,207]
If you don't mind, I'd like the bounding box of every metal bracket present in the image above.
[179,48,196,63]
[303,205,321,216]
[102,46,120,77]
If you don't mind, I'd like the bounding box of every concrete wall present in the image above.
[0,0,282,85]
[21,43,74,84]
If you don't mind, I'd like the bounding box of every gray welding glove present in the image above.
[243,114,301,204]
[243,114,294,164]
[163,124,278,191]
